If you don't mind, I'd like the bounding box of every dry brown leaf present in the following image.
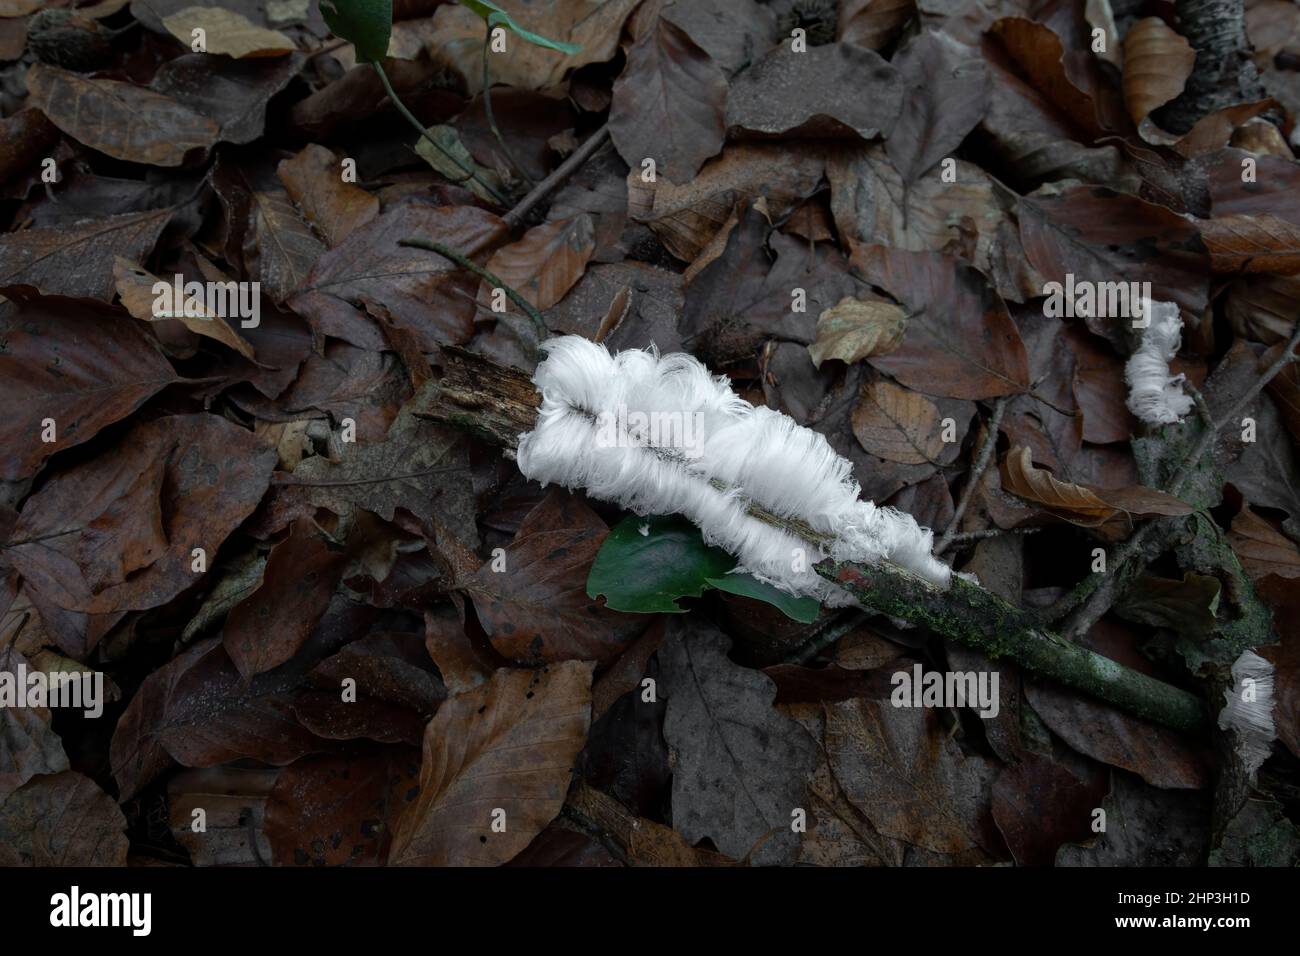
[26,63,219,167]
[162,7,296,58]
[990,18,1105,141]
[609,10,727,182]
[246,189,326,303]
[1230,504,1300,580]
[839,0,914,50]
[427,0,639,93]
[1201,213,1300,276]
[479,216,595,311]
[1122,17,1195,144]
[0,208,172,300]
[626,143,823,263]
[0,0,40,14]
[1001,446,1191,528]
[277,144,379,248]
[389,662,593,866]
[1002,446,1116,525]
[112,258,256,359]
[807,296,907,368]
[851,380,945,465]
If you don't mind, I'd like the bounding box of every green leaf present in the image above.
[588,514,821,621]
[458,0,582,54]
[706,574,821,624]
[320,0,392,63]
[588,515,733,613]
[413,124,507,204]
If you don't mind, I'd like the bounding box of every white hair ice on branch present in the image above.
[515,336,952,607]
[1218,649,1277,779]
[1125,300,1195,426]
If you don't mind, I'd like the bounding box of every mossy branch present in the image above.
[421,349,1210,732]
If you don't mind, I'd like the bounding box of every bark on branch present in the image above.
[420,348,1209,732]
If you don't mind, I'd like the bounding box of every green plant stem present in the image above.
[397,237,547,340]
[481,31,531,184]
[425,349,1210,732]
[1049,319,1300,636]
[818,559,1207,731]
[371,61,511,207]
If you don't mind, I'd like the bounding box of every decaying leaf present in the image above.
[807,296,907,368]
[390,661,593,866]
[27,62,219,166]
[162,7,296,58]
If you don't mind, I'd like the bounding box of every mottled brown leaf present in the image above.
[27,62,219,166]
[390,661,593,866]
[277,143,379,247]
[0,771,128,866]
[0,208,172,300]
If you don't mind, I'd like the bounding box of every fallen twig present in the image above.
[1049,319,1300,638]
[423,349,1210,731]
[503,123,611,231]
[936,396,1008,554]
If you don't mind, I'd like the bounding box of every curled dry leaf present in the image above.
[838,0,914,50]
[1122,17,1196,145]
[1229,503,1300,580]
[989,17,1105,141]
[162,7,296,58]
[807,295,907,368]
[389,661,593,866]
[112,257,256,359]
[1001,446,1192,529]
[26,63,219,166]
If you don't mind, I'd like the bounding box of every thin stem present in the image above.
[427,348,1213,732]
[481,30,532,184]
[397,238,548,340]
[1048,321,1300,636]
[781,608,870,665]
[940,526,1041,550]
[503,124,611,231]
[936,396,1008,553]
[371,61,511,207]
